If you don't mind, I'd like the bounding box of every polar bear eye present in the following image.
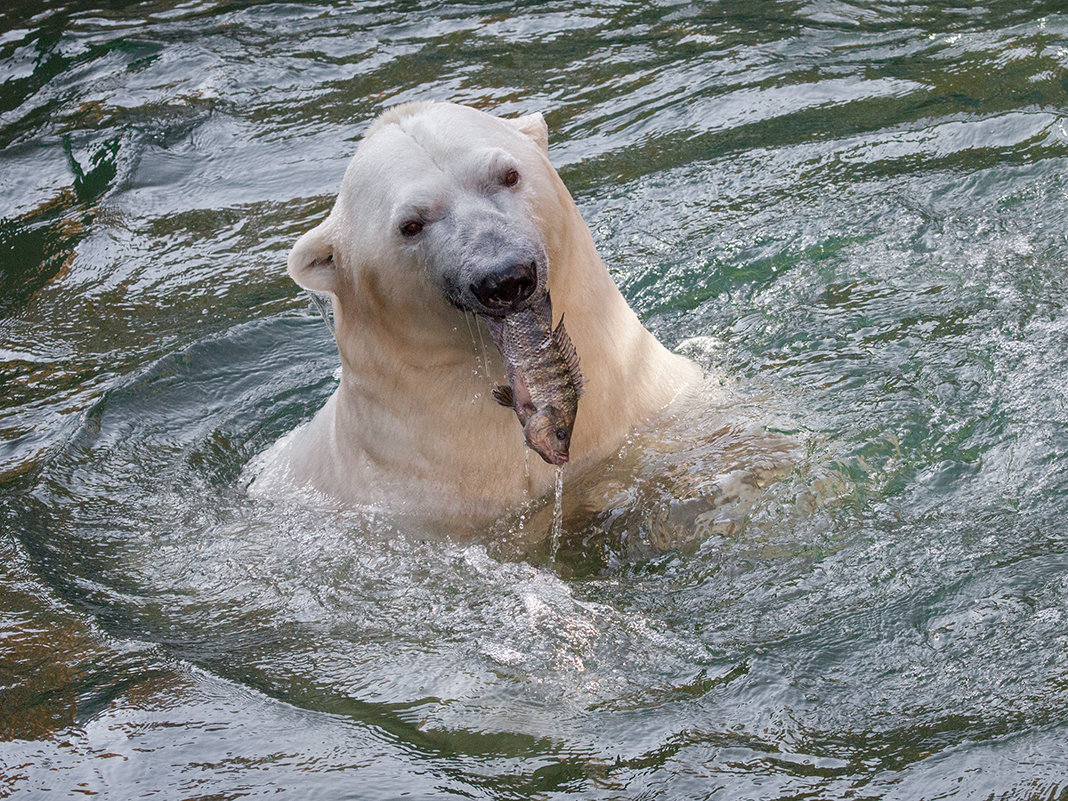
[501,169,520,188]
[399,219,424,237]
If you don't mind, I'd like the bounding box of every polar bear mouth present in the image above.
[467,259,539,316]
[439,248,548,319]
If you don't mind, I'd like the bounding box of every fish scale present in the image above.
[485,292,584,466]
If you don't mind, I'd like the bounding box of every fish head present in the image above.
[524,406,573,466]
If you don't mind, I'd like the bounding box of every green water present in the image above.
[2,1,1068,798]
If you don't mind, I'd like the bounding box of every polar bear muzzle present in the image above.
[418,193,548,318]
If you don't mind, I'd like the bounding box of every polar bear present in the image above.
[250,102,701,521]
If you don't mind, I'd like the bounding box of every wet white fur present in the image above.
[249,102,700,520]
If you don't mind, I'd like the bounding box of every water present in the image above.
[551,464,565,562]
[2,0,1068,798]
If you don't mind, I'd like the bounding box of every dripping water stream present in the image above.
[550,464,565,564]
[475,315,491,380]
[462,311,481,380]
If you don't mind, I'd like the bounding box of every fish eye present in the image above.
[501,168,520,187]
[555,428,566,441]
[399,219,424,237]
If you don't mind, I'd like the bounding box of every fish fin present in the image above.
[553,314,585,397]
[492,385,514,407]
[511,376,536,425]
[517,401,537,426]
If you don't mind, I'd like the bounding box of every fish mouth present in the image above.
[525,442,569,466]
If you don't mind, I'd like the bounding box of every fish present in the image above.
[486,292,585,466]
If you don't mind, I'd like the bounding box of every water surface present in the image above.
[3,1,1068,798]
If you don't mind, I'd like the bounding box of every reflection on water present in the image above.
[2,0,1068,798]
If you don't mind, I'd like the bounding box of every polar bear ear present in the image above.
[508,111,549,154]
[287,218,337,295]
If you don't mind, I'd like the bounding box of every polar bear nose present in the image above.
[470,261,537,312]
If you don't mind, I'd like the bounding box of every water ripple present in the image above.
[3,0,1068,798]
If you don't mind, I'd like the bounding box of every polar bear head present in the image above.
[287,103,568,354]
